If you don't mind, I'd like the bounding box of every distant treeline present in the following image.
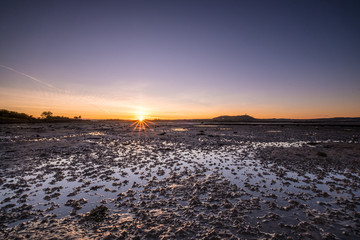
[0,109,83,123]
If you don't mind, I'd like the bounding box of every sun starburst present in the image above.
[130,117,153,131]
[129,109,155,131]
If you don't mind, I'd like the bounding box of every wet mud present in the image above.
[1,121,359,239]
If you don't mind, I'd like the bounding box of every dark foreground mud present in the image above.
[1,121,359,239]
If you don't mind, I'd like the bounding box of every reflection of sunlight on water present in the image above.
[253,141,306,148]
[14,132,106,142]
[88,131,105,136]
[194,125,218,127]
[172,128,188,132]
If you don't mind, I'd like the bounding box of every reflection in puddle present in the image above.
[1,139,358,228]
[1,128,359,240]
[172,128,188,132]
[1,123,359,239]
[13,131,106,142]
[194,125,218,127]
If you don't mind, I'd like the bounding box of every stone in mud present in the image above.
[85,205,108,222]
[321,232,337,240]
[90,185,104,191]
[103,233,118,240]
[317,151,327,157]
[43,192,61,201]
[65,198,88,210]
[189,196,201,206]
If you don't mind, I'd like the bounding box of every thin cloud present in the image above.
[0,64,59,90]
[0,64,138,117]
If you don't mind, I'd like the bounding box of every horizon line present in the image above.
[1,109,360,121]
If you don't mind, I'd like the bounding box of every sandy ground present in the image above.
[0,121,359,239]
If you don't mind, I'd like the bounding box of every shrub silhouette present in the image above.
[41,111,53,119]
[1,109,80,123]
[0,109,34,123]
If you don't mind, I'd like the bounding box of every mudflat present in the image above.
[1,121,359,239]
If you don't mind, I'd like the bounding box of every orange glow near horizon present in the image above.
[1,88,359,120]
[135,109,147,121]
[2,105,360,120]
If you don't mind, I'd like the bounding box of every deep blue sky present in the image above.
[1,0,359,119]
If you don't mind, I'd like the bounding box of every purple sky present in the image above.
[1,0,360,119]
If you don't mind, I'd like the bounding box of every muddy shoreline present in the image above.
[1,121,359,239]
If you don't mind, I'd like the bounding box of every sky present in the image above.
[1,0,360,119]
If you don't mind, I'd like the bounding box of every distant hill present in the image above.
[212,115,256,122]
[208,114,360,126]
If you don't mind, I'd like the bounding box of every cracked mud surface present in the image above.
[1,121,360,239]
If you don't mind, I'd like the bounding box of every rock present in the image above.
[85,205,108,222]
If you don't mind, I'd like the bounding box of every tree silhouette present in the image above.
[41,111,53,119]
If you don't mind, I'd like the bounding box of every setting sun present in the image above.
[136,109,147,121]
[130,109,153,131]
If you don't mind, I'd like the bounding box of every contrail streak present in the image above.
[0,64,58,90]
[0,64,116,116]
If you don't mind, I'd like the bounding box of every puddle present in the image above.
[172,128,188,132]
[1,140,358,227]
[194,125,219,127]
[1,122,359,239]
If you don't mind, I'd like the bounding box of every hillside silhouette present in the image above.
[212,115,256,122]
